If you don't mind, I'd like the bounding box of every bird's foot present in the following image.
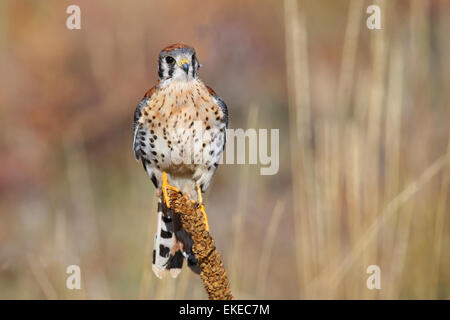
[161,172,179,208]
[196,185,210,232]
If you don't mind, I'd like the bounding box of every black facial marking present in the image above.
[192,53,198,78]
[158,56,163,79]
[168,64,175,78]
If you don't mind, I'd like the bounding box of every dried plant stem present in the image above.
[166,189,233,300]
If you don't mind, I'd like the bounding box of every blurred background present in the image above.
[0,0,449,299]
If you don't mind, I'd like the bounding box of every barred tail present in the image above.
[152,198,181,279]
[152,197,200,279]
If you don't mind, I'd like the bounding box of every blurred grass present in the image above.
[0,0,449,299]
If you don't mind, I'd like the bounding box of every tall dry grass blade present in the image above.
[255,199,286,297]
[336,0,364,116]
[283,0,313,298]
[383,38,403,207]
[361,2,389,296]
[27,253,58,300]
[343,70,369,296]
[63,135,111,299]
[430,136,450,298]
[312,1,364,298]
[139,199,157,299]
[365,0,387,222]
[383,39,407,299]
[229,104,258,297]
[409,0,431,103]
[329,153,450,289]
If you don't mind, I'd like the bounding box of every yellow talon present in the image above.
[200,205,209,232]
[161,174,209,231]
[197,185,209,232]
[161,172,179,208]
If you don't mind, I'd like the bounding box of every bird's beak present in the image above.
[179,58,190,74]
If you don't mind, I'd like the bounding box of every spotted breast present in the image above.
[133,79,227,201]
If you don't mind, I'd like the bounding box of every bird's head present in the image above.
[158,44,200,82]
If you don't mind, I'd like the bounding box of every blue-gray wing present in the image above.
[215,95,228,129]
[206,86,228,150]
[133,86,157,160]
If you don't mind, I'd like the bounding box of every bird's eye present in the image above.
[165,56,175,64]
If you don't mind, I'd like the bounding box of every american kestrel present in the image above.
[132,44,228,278]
